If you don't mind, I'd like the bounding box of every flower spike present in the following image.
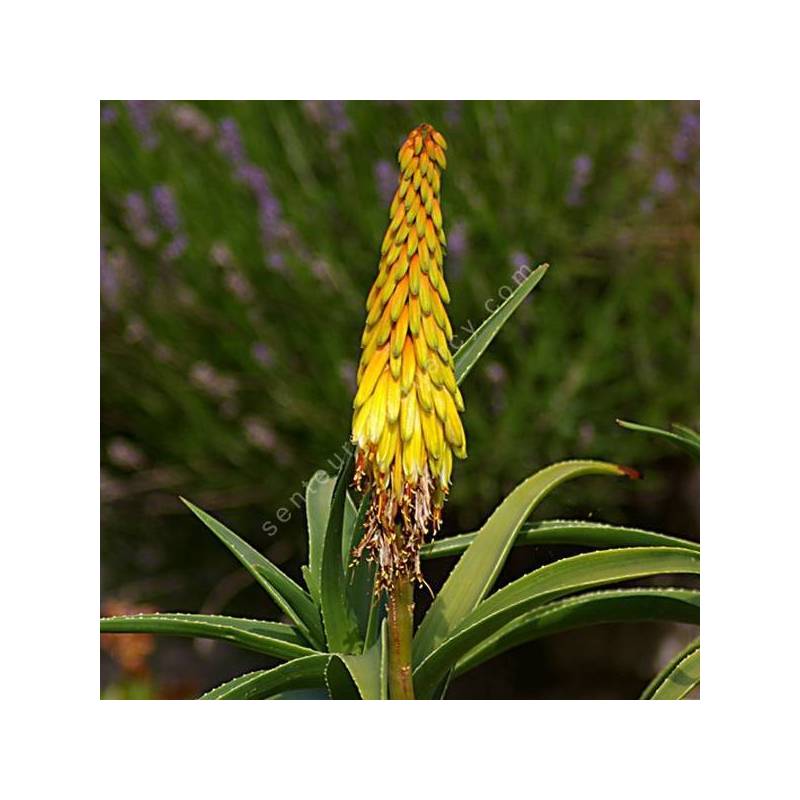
[351,124,465,594]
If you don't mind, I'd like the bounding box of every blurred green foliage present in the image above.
[100,100,698,613]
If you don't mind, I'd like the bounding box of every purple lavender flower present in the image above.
[446,221,468,281]
[124,193,149,227]
[190,362,239,399]
[107,438,146,470]
[302,101,325,126]
[163,233,188,261]
[210,242,234,268]
[374,159,396,206]
[151,185,181,232]
[672,110,700,163]
[653,168,677,196]
[215,115,299,272]
[444,100,463,127]
[303,101,351,150]
[217,117,246,167]
[101,104,118,125]
[510,250,531,270]
[484,361,507,384]
[338,360,357,394]
[267,252,287,273]
[573,154,593,180]
[257,191,282,230]
[251,342,275,368]
[311,258,336,285]
[124,317,149,344]
[225,270,254,302]
[125,101,159,150]
[565,153,594,206]
[243,417,277,452]
[169,103,214,142]
[237,163,271,203]
[326,100,351,136]
[123,192,157,248]
[100,247,120,308]
[448,221,468,262]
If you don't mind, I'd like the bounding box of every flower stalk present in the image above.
[387,571,415,699]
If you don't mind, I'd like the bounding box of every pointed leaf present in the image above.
[454,263,549,385]
[422,519,699,560]
[325,656,361,699]
[337,631,385,700]
[344,492,377,641]
[641,637,700,699]
[414,546,700,697]
[414,460,637,665]
[342,490,361,563]
[670,423,700,445]
[320,444,362,653]
[181,498,324,649]
[455,588,700,677]
[201,654,331,699]
[305,470,335,603]
[617,419,699,460]
[650,648,700,699]
[101,613,316,660]
[361,589,385,654]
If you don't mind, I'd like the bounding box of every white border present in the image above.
[4,0,799,796]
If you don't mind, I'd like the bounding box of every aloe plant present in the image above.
[101,265,700,699]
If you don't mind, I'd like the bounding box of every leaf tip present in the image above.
[616,464,642,480]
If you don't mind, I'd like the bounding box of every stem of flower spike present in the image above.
[387,573,415,699]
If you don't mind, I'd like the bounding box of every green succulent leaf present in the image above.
[414,546,700,698]
[454,263,549,385]
[414,460,637,666]
[336,623,386,700]
[362,590,386,654]
[342,490,361,563]
[181,498,325,649]
[201,654,332,699]
[617,419,700,460]
[304,470,336,604]
[345,492,377,640]
[270,689,330,700]
[100,613,317,661]
[641,637,700,699]
[670,423,700,445]
[325,656,361,699]
[650,649,700,699]
[455,588,700,677]
[319,444,363,654]
[422,519,699,559]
